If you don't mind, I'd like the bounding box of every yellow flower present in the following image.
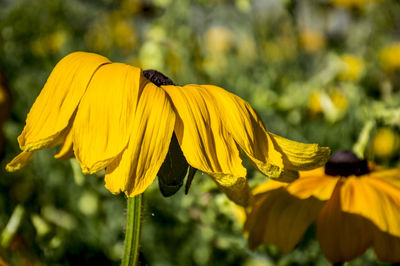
[298,29,325,54]
[338,54,365,81]
[332,0,376,8]
[307,90,348,121]
[204,26,234,54]
[308,91,323,115]
[372,127,400,159]
[246,150,400,263]
[6,52,329,206]
[380,43,400,72]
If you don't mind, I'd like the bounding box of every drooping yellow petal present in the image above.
[246,185,324,252]
[18,52,110,152]
[373,227,400,262]
[317,179,373,263]
[199,85,329,178]
[104,82,175,196]
[6,151,34,172]
[245,192,274,250]
[73,63,146,174]
[340,174,400,238]
[268,133,330,171]
[287,168,338,200]
[162,85,251,206]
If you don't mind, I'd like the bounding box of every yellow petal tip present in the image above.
[5,151,34,172]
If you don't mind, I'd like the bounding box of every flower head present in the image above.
[246,150,400,263]
[338,54,365,82]
[380,42,400,72]
[6,52,329,206]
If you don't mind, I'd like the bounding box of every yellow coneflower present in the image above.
[6,52,329,206]
[332,0,376,8]
[246,150,400,263]
[372,127,400,159]
[380,42,400,72]
[338,54,365,82]
[298,29,325,54]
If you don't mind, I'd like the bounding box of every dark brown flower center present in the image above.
[324,150,369,177]
[143,69,174,87]
[143,69,196,197]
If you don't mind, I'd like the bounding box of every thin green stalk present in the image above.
[122,195,143,266]
[1,205,25,248]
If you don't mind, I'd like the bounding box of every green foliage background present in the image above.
[0,0,399,265]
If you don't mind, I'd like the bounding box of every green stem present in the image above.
[353,120,375,159]
[1,205,25,248]
[122,195,143,266]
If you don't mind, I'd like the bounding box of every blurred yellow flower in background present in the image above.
[380,42,400,72]
[308,91,324,115]
[307,89,348,121]
[372,127,400,159]
[329,90,348,112]
[332,0,377,8]
[6,52,330,206]
[204,26,234,54]
[86,14,137,54]
[338,54,365,81]
[203,26,234,74]
[245,150,400,264]
[31,30,68,57]
[299,29,325,54]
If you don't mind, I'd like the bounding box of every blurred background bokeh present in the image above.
[0,0,399,265]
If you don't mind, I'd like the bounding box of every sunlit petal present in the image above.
[340,175,400,238]
[162,85,250,206]
[199,85,329,178]
[18,52,110,151]
[104,82,175,196]
[287,168,338,200]
[73,63,146,174]
[253,179,288,195]
[5,151,34,172]
[269,133,330,171]
[317,179,373,263]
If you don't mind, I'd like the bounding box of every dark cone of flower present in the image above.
[325,150,369,177]
[157,134,189,197]
[143,69,174,86]
[144,69,192,197]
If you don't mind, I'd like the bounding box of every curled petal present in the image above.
[340,174,400,238]
[268,133,330,171]
[6,151,34,172]
[317,179,373,263]
[18,52,110,152]
[199,85,329,178]
[162,85,250,206]
[104,82,175,196]
[73,63,146,174]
